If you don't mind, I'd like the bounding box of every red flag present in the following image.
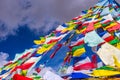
[4,61,13,66]
[91,54,97,66]
[103,20,111,24]
[35,67,41,73]
[67,55,72,63]
[73,55,97,71]
[10,62,34,73]
[47,38,61,44]
[107,23,120,32]
[73,62,96,71]
[17,62,34,70]
[104,35,114,42]
[13,74,33,80]
[50,44,62,58]
[64,55,70,64]
[72,40,85,47]
[19,52,31,59]
[64,53,72,64]
[86,22,94,32]
[72,16,82,20]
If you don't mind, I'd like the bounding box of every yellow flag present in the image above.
[110,22,118,26]
[37,42,56,54]
[61,28,68,33]
[21,70,27,76]
[94,22,101,29]
[34,40,43,45]
[92,70,120,77]
[61,24,76,33]
[76,28,86,34]
[34,37,46,45]
[88,10,93,13]
[113,55,120,68]
[37,47,48,54]
[73,48,86,57]
[116,42,120,49]
[4,62,18,70]
[104,22,118,30]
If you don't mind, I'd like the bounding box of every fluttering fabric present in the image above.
[0,0,120,79]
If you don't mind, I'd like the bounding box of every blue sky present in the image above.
[0,0,120,67]
[0,24,59,60]
[0,26,38,60]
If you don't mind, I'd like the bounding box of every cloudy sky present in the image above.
[0,0,120,67]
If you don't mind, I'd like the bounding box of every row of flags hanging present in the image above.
[0,0,120,79]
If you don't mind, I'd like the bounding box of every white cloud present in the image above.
[0,52,9,67]
[0,0,120,40]
[0,0,60,40]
